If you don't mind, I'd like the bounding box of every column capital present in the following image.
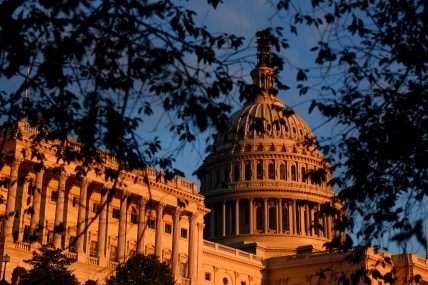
[197,223,205,230]
[81,177,91,188]
[190,212,199,221]
[120,190,129,200]
[10,156,24,168]
[138,196,149,206]
[157,202,166,212]
[58,171,69,181]
[174,207,183,216]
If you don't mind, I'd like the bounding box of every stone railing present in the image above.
[203,240,263,263]
[14,241,31,251]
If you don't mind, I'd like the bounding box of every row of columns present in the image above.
[3,159,201,281]
[209,198,333,239]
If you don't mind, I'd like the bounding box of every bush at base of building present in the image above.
[105,254,175,285]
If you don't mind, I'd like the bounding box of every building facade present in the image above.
[0,30,427,285]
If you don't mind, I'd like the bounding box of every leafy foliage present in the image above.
[273,0,427,251]
[19,245,79,285]
[105,254,174,285]
[0,0,250,179]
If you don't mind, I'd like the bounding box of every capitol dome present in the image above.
[199,30,335,258]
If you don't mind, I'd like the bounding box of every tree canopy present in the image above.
[105,254,174,285]
[271,0,427,251]
[19,245,79,285]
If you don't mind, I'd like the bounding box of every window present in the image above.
[268,162,275,179]
[301,167,307,182]
[245,162,251,180]
[256,207,263,230]
[93,203,101,213]
[47,230,54,244]
[109,245,117,261]
[130,213,138,224]
[233,162,240,182]
[148,218,156,229]
[269,206,276,230]
[72,197,79,208]
[179,262,188,277]
[23,225,30,242]
[241,282,247,285]
[27,181,34,196]
[205,273,211,281]
[256,162,263,179]
[112,208,120,219]
[69,236,77,253]
[291,165,297,181]
[224,167,229,183]
[223,277,229,285]
[180,228,188,239]
[51,191,58,202]
[165,223,172,234]
[280,164,286,180]
[90,241,98,257]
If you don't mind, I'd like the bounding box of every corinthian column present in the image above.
[154,203,165,257]
[136,196,148,253]
[188,213,198,284]
[53,171,68,249]
[171,208,182,277]
[117,191,129,261]
[4,157,23,240]
[97,186,109,259]
[29,168,45,242]
[76,178,90,253]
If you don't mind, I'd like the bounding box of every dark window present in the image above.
[69,236,77,253]
[112,208,120,219]
[205,273,211,281]
[268,163,275,179]
[130,213,138,224]
[93,203,101,213]
[148,218,156,229]
[280,164,286,180]
[301,167,307,182]
[23,225,30,242]
[245,162,251,180]
[109,246,117,261]
[180,228,188,239]
[27,181,34,196]
[291,165,297,181]
[224,167,229,183]
[269,206,276,230]
[256,207,263,230]
[165,223,172,234]
[233,163,240,182]
[51,191,58,202]
[89,241,98,257]
[256,162,263,180]
[47,231,54,244]
[72,197,79,207]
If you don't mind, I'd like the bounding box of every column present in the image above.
[317,204,321,236]
[154,203,165,257]
[235,199,239,235]
[209,205,215,239]
[222,201,226,237]
[188,213,198,284]
[197,222,205,285]
[4,157,22,240]
[53,171,68,249]
[263,198,268,233]
[292,200,297,234]
[171,208,182,276]
[29,168,44,242]
[76,178,90,253]
[97,187,109,259]
[249,198,254,234]
[288,201,293,234]
[117,191,128,261]
[278,198,283,234]
[136,197,148,253]
[305,203,310,236]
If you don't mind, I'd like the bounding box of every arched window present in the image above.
[245,162,251,181]
[280,163,286,180]
[282,207,289,232]
[301,167,306,182]
[243,206,249,225]
[268,162,275,180]
[224,167,229,183]
[233,162,240,182]
[269,206,276,230]
[256,161,263,180]
[291,165,297,181]
[256,207,263,230]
